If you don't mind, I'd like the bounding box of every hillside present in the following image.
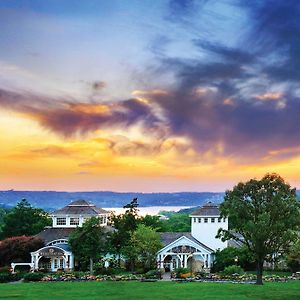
[0,190,224,211]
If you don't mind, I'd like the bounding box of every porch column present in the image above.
[183,255,187,268]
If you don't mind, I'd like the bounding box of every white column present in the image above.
[70,254,74,270]
[184,255,187,268]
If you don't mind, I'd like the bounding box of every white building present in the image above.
[24,200,109,272]
[157,202,228,272]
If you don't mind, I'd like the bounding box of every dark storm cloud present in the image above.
[0,89,162,138]
[241,0,300,83]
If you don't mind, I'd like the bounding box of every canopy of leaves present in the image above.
[0,236,44,267]
[212,246,255,272]
[123,224,162,272]
[1,199,51,239]
[218,173,300,284]
[68,217,109,270]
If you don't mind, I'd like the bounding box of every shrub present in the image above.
[23,272,44,282]
[144,269,158,279]
[223,265,244,275]
[0,272,21,283]
[175,267,191,278]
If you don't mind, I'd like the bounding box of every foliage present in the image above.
[217,173,300,285]
[69,217,109,273]
[175,267,190,277]
[222,265,244,275]
[109,198,141,268]
[123,224,162,272]
[160,213,190,232]
[212,246,255,272]
[144,269,158,279]
[286,238,300,272]
[23,272,44,282]
[0,272,22,283]
[0,236,44,267]
[140,215,167,232]
[0,199,51,239]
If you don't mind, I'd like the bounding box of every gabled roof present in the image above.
[36,226,115,245]
[159,232,214,252]
[52,199,109,215]
[190,201,220,216]
[35,228,75,245]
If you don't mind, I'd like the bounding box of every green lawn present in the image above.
[0,281,300,300]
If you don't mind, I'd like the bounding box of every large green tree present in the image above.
[217,173,300,285]
[123,224,162,272]
[68,217,109,273]
[1,199,51,239]
[109,198,140,267]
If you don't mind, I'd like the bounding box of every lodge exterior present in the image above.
[156,202,228,272]
[12,200,110,273]
[11,200,230,273]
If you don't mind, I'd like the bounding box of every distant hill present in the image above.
[0,190,224,211]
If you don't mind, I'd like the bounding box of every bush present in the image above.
[175,267,192,279]
[0,272,21,283]
[223,265,244,275]
[144,269,158,279]
[23,272,44,282]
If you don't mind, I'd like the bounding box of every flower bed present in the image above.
[40,272,143,282]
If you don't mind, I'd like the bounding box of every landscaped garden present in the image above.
[0,281,300,300]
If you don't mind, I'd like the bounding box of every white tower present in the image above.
[190,202,228,250]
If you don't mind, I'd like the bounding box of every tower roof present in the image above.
[190,201,220,216]
[52,199,108,215]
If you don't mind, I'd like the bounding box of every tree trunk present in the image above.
[90,258,94,275]
[256,259,264,285]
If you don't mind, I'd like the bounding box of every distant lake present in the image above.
[107,206,193,216]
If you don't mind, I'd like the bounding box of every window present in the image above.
[54,259,58,268]
[211,218,215,223]
[193,217,196,223]
[56,218,66,225]
[204,218,208,223]
[223,218,226,222]
[218,217,222,223]
[198,218,201,223]
[70,217,79,225]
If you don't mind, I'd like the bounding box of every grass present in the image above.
[0,281,300,300]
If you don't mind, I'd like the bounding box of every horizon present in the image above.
[1,1,300,192]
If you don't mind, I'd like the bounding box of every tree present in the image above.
[0,236,44,267]
[286,238,300,272]
[217,173,300,285]
[212,246,255,272]
[109,198,141,267]
[68,217,109,274]
[161,213,190,232]
[133,224,162,271]
[140,215,167,232]
[1,199,51,239]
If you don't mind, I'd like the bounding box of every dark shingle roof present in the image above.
[190,201,220,216]
[52,200,109,215]
[36,226,115,245]
[159,232,214,252]
[35,228,75,244]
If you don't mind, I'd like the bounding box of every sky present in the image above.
[1,0,300,192]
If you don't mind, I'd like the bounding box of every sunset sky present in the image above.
[1,0,300,192]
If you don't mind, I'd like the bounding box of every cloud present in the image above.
[0,88,162,138]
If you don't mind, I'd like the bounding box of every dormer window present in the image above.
[56,217,66,226]
[70,217,79,225]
